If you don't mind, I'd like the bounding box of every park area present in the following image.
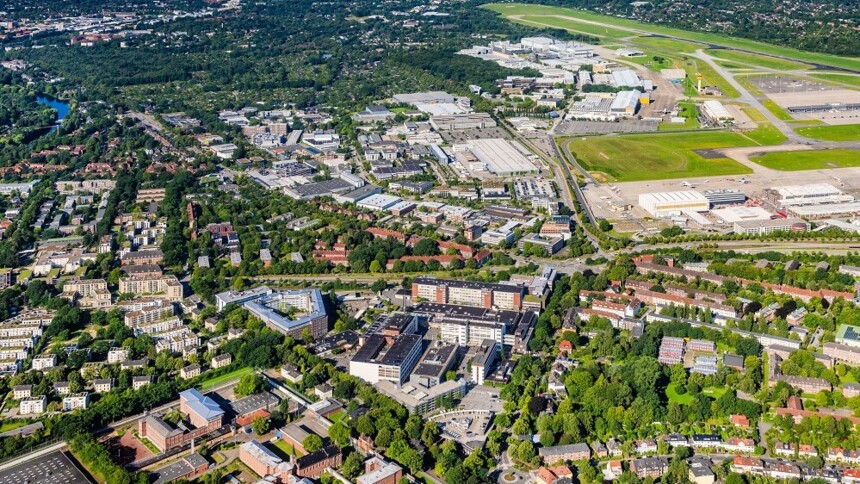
[561,131,755,182]
[750,149,860,171]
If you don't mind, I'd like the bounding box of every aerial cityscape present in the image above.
[0,0,859,483]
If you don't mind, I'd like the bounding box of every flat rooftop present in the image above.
[0,451,93,484]
[412,344,458,378]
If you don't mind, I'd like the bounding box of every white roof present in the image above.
[775,183,842,198]
[358,194,402,210]
[640,191,708,203]
[712,206,773,223]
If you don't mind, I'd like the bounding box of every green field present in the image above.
[198,366,253,390]
[743,123,787,145]
[750,149,860,170]
[483,3,860,72]
[562,131,755,182]
[707,49,808,71]
[810,73,860,89]
[631,36,702,55]
[795,124,860,141]
[659,101,698,131]
[506,13,633,39]
[666,383,694,404]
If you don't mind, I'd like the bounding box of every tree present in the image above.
[251,417,270,435]
[303,434,324,452]
[329,420,351,447]
[341,451,363,479]
[371,279,387,292]
[235,373,265,397]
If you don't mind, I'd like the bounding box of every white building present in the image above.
[31,354,57,371]
[471,339,498,385]
[350,334,422,385]
[701,100,733,123]
[63,392,89,411]
[107,347,130,364]
[19,395,46,415]
[639,191,710,217]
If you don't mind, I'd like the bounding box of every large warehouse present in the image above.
[766,183,854,207]
[461,138,538,176]
[639,191,710,217]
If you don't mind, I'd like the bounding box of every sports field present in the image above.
[750,149,860,170]
[483,3,860,72]
[795,124,860,142]
[562,131,755,182]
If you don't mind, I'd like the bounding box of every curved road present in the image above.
[689,50,815,144]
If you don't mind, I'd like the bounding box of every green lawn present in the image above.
[703,386,728,398]
[0,420,28,432]
[809,73,860,89]
[761,99,794,121]
[750,149,860,170]
[743,123,787,145]
[504,13,633,39]
[666,383,694,404]
[795,124,860,142]
[272,438,305,457]
[197,366,254,390]
[667,384,727,405]
[707,49,809,71]
[659,101,698,131]
[482,3,860,72]
[631,36,702,55]
[562,131,755,182]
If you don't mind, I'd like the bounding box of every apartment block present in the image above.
[412,277,524,310]
[119,274,183,301]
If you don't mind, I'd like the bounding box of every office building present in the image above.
[350,333,422,385]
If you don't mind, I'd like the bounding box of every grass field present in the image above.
[659,101,698,131]
[482,3,860,72]
[506,13,632,39]
[761,99,794,121]
[795,124,860,141]
[631,36,701,55]
[742,123,787,145]
[272,439,305,457]
[562,131,754,182]
[810,73,860,89]
[198,366,253,390]
[666,383,694,404]
[750,149,860,170]
[667,384,727,404]
[707,49,808,71]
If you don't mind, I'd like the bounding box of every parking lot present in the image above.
[0,451,93,484]
[459,385,503,413]
[555,119,659,135]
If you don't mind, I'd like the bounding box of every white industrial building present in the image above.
[609,90,641,115]
[611,69,641,88]
[459,139,538,176]
[639,191,710,217]
[357,194,403,211]
[712,206,773,224]
[787,202,860,219]
[768,184,853,206]
[701,100,734,124]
